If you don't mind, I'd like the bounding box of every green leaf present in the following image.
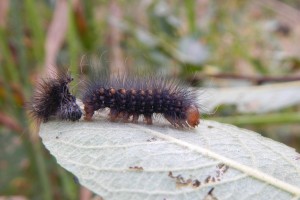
[40,116,300,200]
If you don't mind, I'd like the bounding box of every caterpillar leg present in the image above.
[122,112,130,123]
[84,105,94,121]
[144,114,153,125]
[132,114,139,123]
[164,115,189,128]
[109,108,119,122]
[164,115,177,127]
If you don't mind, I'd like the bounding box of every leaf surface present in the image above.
[200,81,300,113]
[40,116,300,200]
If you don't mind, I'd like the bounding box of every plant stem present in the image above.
[32,139,52,200]
[208,112,300,126]
[184,0,196,33]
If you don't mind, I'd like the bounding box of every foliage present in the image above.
[0,0,299,199]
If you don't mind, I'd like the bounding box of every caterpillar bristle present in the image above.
[81,74,200,128]
[28,70,82,122]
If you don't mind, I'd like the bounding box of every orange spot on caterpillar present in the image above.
[186,104,200,127]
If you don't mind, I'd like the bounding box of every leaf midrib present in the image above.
[130,124,300,197]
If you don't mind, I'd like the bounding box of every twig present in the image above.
[0,111,23,132]
[208,112,300,126]
[194,73,300,84]
[108,0,126,76]
[0,0,9,28]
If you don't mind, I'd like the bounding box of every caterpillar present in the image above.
[82,75,200,128]
[28,70,82,122]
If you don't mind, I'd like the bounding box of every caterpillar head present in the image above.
[59,99,82,121]
[28,70,82,122]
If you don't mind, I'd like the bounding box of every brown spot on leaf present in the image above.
[192,179,201,187]
[168,172,201,188]
[129,166,144,171]
[205,175,211,184]
[203,188,218,200]
[146,137,157,142]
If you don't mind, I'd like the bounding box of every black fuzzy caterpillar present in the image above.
[82,75,200,128]
[28,70,82,122]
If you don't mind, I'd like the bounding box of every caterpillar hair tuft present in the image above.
[28,70,82,122]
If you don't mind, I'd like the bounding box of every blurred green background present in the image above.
[1,0,300,199]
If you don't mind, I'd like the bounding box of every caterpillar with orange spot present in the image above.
[81,75,200,128]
